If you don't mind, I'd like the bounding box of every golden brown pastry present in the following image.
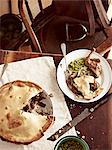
[0,80,53,144]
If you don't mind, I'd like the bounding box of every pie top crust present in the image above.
[0,80,53,144]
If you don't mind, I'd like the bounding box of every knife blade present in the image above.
[47,93,112,141]
[0,51,8,80]
[0,63,8,79]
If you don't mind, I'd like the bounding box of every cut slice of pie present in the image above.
[0,80,54,144]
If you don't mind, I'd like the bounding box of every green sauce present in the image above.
[68,58,85,72]
[58,139,83,150]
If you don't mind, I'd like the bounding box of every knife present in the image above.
[47,93,112,141]
[0,51,8,80]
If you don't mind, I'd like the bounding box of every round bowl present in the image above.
[54,135,89,150]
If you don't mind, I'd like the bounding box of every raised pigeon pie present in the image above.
[0,80,53,144]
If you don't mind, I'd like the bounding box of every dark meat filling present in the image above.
[22,91,47,113]
[23,104,29,112]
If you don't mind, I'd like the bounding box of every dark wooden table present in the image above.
[0,49,112,150]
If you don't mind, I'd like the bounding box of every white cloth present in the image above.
[0,57,77,150]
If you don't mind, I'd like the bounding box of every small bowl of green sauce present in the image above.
[54,136,89,150]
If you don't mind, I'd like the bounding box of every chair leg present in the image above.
[93,0,110,28]
[18,0,42,53]
[85,0,96,36]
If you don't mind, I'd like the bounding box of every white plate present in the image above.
[57,49,112,103]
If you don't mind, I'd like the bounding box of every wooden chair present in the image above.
[18,0,112,55]
[3,0,55,51]
[2,0,112,58]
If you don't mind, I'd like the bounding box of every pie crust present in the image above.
[0,80,54,144]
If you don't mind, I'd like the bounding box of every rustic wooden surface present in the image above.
[97,27,112,55]
[75,93,112,150]
[0,50,62,65]
[0,49,112,150]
